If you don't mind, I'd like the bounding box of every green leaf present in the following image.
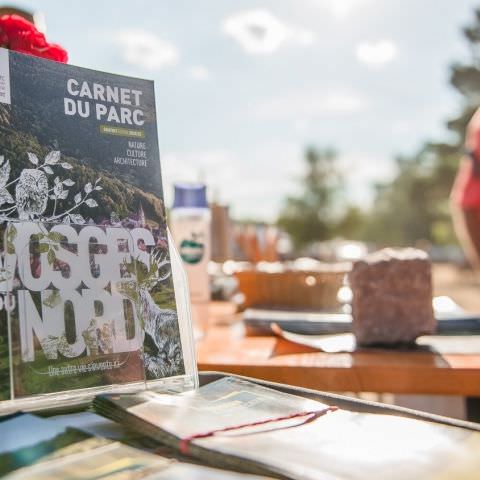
[47,232,65,242]
[6,241,14,254]
[47,249,56,265]
[43,290,62,308]
[31,233,45,241]
[38,243,50,254]
[7,225,16,242]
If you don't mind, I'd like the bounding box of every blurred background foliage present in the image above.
[278,8,480,250]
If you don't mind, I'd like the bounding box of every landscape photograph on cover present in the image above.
[0,49,185,399]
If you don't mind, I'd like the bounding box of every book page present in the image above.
[128,377,328,438]
[125,377,480,480]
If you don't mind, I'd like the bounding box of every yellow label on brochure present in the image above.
[99,124,145,138]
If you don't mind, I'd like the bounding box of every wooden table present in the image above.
[197,302,480,397]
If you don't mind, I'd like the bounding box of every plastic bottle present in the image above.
[170,183,210,339]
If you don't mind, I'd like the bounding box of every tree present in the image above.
[277,147,341,249]
[362,8,480,247]
[334,205,368,240]
[363,153,428,245]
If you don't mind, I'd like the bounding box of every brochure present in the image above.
[0,48,196,408]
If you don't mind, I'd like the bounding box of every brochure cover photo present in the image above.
[0,48,186,401]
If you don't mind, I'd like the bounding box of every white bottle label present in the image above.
[171,214,210,303]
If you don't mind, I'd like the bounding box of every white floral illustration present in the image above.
[0,150,101,223]
[0,157,14,207]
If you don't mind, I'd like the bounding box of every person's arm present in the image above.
[451,200,480,269]
[450,156,480,269]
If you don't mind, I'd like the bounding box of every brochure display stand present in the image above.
[0,221,197,413]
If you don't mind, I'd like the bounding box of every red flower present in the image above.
[0,14,68,63]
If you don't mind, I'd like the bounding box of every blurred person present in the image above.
[451,107,480,269]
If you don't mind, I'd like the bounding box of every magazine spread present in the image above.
[0,48,194,404]
[94,377,480,480]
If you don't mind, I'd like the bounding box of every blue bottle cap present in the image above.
[172,183,208,208]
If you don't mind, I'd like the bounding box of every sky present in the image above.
[8,0,480,220]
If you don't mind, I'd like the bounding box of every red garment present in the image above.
[0,14,67,63]
[451,158,480,209]
[452,108,480,209]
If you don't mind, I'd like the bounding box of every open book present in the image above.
[94,376,480,480]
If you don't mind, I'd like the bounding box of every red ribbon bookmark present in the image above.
[179,405,338,455]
